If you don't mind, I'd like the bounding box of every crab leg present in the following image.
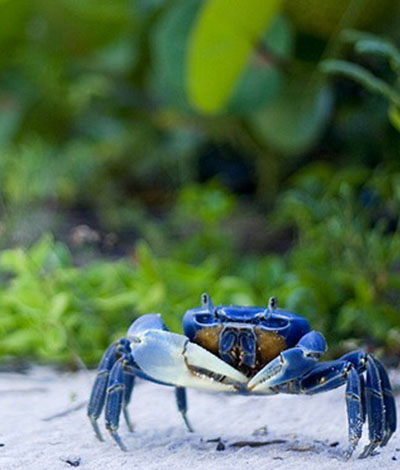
[104,355,136,451]
[345,368,365,458]
[103,359,194,451]
[290,352,396,459]
[121,365,135,433]
[357,358,383,458]
[87,339,131,441]
[342,352,396,457]
[294,359,365,458]
[175,387,194,432]
[248,331,327,392]
[342,351,396,448]
[374,359,397,446]
[358,355,392,459]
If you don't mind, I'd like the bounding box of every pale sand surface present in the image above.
[0,367,398,469]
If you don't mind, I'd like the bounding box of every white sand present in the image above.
[0,366,398,470]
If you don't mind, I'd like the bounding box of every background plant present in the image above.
[321,30,400,132]
[0,1,399,367]
[1,166,400,366]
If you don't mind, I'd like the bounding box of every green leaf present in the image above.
[0,0,32,54]
[150,0,201,108]
[41,0,136,51]
[321,59,400,107]
[0,248,28,275]
[228,15,292,113]
[341,30,400,71]
[250,77,333,155]
[135,241,160,281]
[389,105,400,133]
[0,98,22,144]
[29,234,55,269]
[50,293,70,321]
[186,0,283,113]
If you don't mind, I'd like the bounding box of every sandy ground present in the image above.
[0,367,399,470]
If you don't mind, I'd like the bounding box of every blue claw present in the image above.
[248,348,316,391]
[130,329,248,391]
[248,331,326,392]
[297,330,327,357]
[128,313,168,336]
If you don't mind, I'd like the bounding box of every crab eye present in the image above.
[195,313,214,324]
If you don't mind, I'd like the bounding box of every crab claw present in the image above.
[248,331,326,392]
[130,329,248,392]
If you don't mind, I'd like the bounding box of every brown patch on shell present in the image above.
[194,326,223,355]
[194,325,287,375]
[255,329,287,367]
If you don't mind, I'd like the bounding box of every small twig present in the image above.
[42,400,87,422]
[230,439,287,448]
[206,437,222,443]
[288,445,315,452]
[61,457,81,467]
[205,437,226,451]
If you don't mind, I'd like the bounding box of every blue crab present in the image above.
[87,294,397,458]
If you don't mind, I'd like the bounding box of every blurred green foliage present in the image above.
[0,0,352,225]
[322,30,400,133]
[0,1,400,366]
[275,164,400,345]
[283,0,396,38]
[1,169,400,365]
[186,0,283,112]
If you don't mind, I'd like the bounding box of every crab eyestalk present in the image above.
[262,296,278,320]
[201,292,214,313]
[268,296,277,311]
